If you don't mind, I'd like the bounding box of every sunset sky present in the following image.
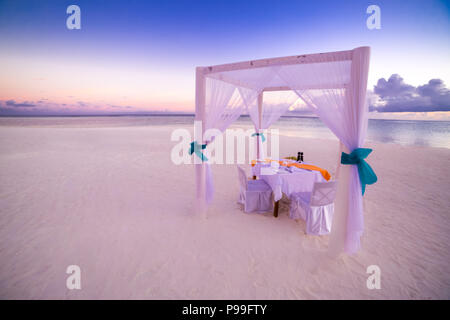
[0,0,449,119]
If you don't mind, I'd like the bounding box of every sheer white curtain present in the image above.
[202,77,248,204]
[231,67,298,159]
[276,47,371,254]
[204,77,245,132]
[247,90,299,129]
[247,89,299,159]
[341,47,371,253]
[237,86,263,157]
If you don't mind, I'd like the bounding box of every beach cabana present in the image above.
[193,47,376,254]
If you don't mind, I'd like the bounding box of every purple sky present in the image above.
[0,0,449,119]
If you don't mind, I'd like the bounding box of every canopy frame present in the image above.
[202,49,352,74]
[194,47,371,255]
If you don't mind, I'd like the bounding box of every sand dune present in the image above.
[0,125,449,299]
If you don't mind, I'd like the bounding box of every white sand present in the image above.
[0,124,449,299]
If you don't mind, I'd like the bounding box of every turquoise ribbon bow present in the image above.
[189,141,208,162]
[251,132,266,142]
[341,148,377,195]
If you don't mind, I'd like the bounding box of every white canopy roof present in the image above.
[203,49,353,91]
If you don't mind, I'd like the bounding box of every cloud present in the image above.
[5,100,36,107]
[0,98,145,116]
[369,74,450,112]
[110,105,134,109]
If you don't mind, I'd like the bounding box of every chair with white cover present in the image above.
[237,165,273,213]
[289,180,338,235]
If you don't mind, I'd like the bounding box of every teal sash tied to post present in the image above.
[251,132,266,142]
[341,148,377,195]
[189,141,208,162]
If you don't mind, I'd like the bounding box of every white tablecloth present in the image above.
[259,166,325,201]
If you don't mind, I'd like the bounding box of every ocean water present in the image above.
[0,115,449,149]
[259,116,450,149]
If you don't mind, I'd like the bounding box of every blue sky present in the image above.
[0,0,449,118]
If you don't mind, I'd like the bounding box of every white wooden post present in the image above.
[329,46,371,255]
[329,142,350,256]
[257,92,263,160]
[195,67,206,215]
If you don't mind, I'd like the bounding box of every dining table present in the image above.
[252,160,326,217]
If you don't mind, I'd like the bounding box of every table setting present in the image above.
[251,158,330,217]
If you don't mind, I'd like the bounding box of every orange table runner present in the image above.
[251,159,331,181]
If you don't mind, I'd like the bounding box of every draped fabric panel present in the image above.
[233,68,300,159]
[235,68,272,160]
[342,47,371,253]
[203,77,248,204]
[204,77,245,132]
[275,47,370,253]
[247,90,300,130]
[248,90,299,159]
